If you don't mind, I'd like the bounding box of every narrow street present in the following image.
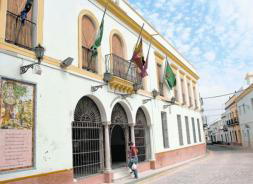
[136,145,253,184]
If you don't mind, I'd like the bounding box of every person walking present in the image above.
[128,142,139,179]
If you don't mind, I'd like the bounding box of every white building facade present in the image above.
[237,82,253,148]
[0,0,205,183]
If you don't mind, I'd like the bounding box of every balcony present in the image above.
[5,11,36,50]
[105,54,142,94]
[82,46,97,73]
[234,118,239,125]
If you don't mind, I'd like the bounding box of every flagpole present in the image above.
[102,0,109,21]
[125,23,144,79]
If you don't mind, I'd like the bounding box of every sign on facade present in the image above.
[0,78,35,172]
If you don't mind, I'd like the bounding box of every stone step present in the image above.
[113,167,131,181]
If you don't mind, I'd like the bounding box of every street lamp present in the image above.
[20,44,45,74]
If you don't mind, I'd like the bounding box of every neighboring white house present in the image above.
[209,120,224,143]
[0,0,205,183]
[236,73,253,148]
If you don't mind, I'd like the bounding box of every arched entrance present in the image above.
[110,103,129,169]
[72,96,103,178]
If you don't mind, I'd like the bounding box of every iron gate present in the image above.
[72,97,104,178]
[135,108,147,162]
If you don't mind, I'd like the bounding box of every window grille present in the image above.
[192,118,197,143]
[135,108,148,162]
[72,97,103,178]
[185,116,191,144]
[161,112,169,148]
[177,115,184,146]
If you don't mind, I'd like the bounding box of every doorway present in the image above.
[111,125,126,169]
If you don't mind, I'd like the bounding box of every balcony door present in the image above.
[112,34,125,78]
[82,15,97,72]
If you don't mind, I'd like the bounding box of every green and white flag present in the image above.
[164,60,176,89]
[90,14,105,56]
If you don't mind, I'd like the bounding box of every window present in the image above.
[161,112,169,148]
[243,104,246,113]
[192,117,197,143]
[185,116,191,144]
[174,88,178,101]
[188,83,192,107]
[181,78,185,104]
[235,131,238,142]
[251,99,253,111]
[197,119,202,142]
[81,15,97,73]
[193,86,197,108]
[5,0,37,50]
[177,115,184,146]
[157,64,163,96]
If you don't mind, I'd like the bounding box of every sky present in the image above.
[128,0,253,124]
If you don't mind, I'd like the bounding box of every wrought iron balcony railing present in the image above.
[82,46,97,73]
[5,11,36,50]
[105,53,141,84]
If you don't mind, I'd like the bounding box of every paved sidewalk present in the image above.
[127,145,253,184]
[114,154,207,184]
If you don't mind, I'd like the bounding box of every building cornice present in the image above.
[96,0,200,80]
[236,83,253,102]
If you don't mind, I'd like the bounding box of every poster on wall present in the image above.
[0,78,35,172]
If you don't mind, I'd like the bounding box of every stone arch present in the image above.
[74,95,107,122]
[72,96,104,178]
[109,99,134,125]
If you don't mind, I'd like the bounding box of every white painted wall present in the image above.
[237,89,253,147]
[0,0,204,181]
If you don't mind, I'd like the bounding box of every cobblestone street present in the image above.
[137,145,253,184]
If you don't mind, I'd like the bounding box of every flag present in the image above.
[131,38,145,70]
[140,57,148,78]
[90,17,104,56]
[140,42,151,78]
[164,60,176,89]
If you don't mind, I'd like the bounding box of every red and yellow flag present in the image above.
[131,38,144,70]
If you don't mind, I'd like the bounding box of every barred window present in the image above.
[185,116,191,144]
[161,112,169,148]
[197,118,202,142]
[192,117,197,143]
[177,115,184,146]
